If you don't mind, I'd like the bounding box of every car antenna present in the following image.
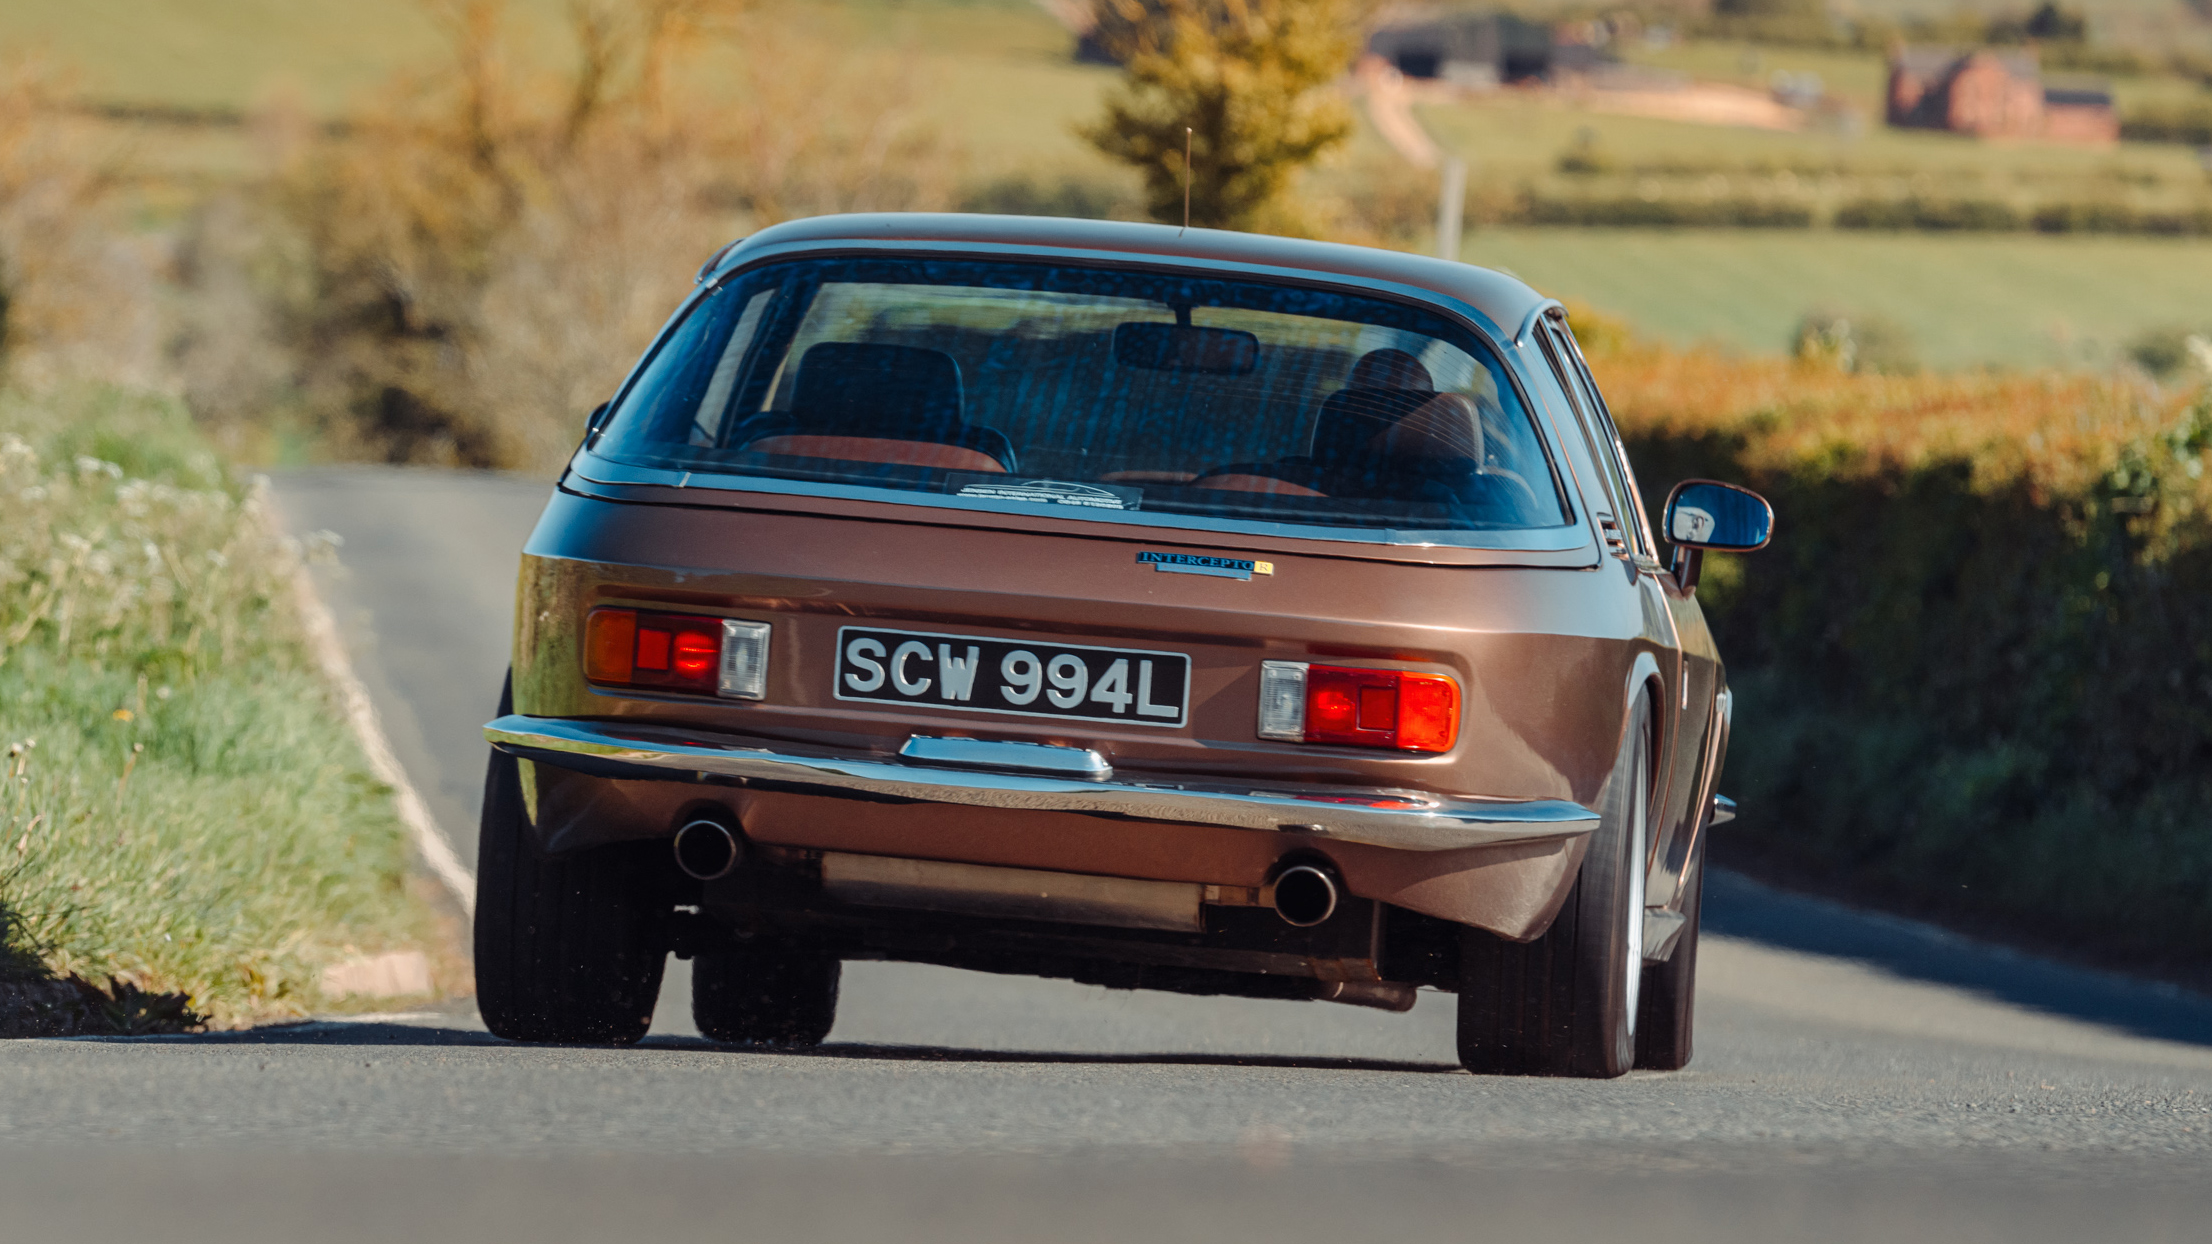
[1181,126,1192,236]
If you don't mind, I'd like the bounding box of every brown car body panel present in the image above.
[496,214,1732,968]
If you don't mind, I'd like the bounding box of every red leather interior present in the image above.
[1192,473,1327,497]
[745,435,1009,474]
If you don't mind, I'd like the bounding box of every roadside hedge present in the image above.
[1590,339,2212,967]
[1834,196,2022,231]
[1519,195,1814,228]
[2120,101,2212,146]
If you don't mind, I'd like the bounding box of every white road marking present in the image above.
[280,519,477,916]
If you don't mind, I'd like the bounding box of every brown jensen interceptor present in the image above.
[476,213,1773,1078]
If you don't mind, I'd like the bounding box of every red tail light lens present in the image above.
[1393,672,1460,752]
[1261,662,1460,753]
[584,607,726,694]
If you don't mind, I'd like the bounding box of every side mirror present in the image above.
[1662,479,1773,593]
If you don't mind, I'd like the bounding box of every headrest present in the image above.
[1348,348,1434,392]
[791,342,963,434]
[1365,393,1484,463]
[1309,386,1444,467]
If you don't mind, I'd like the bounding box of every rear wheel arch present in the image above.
[1620,651,1667,831]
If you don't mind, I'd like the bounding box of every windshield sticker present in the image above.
[956,480,1141,510]
[1137,551,1275,580]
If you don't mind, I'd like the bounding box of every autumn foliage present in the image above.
[1582,313,2212,967]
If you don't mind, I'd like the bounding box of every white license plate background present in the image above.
[833,626,1190,727]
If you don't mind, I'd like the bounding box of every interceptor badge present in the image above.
[1136,551,1275,581]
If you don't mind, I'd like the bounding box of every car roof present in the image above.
[715,213,1552,339]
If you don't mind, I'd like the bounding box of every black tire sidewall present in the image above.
[473,671,666,1044]
[1455,694,1651,1079]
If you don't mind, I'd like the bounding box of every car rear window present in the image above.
[591,256,1570,537]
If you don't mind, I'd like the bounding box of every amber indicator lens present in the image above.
[1263,662,1458,753]
[584,609,637,684]
[584,607,767,699]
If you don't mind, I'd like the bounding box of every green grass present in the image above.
[0,385,440,1024]
[1461,227,2212,369]
[0,0,571,115]
[1,0,1121,167]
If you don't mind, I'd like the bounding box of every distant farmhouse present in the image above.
[1886,47,2117,143]
[1364,12,1603,88]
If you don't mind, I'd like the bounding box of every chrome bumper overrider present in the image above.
[484,715,1598,853]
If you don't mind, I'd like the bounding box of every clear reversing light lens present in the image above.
[719,619,772,700]
[1257,661,1308,741]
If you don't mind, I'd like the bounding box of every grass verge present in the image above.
[0,384,454,1030]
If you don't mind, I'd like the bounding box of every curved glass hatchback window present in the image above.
[593,257,1570,537]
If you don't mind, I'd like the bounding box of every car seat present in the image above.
[729,342,1019,474]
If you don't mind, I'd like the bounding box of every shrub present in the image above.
[2031,202,2212,237]
[1077,0,1362,233]
[2127,327,2212,379]
[2120,100,2212,146]
[273,0,956,472]
[1585,330,2212,965]
[0,60,162,385]
[1790,308,1920,375]
[1834,196,2022,231]
[960,169,1143,220]
[1523,195,1813,228]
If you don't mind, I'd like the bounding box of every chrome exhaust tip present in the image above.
[672,818,742,881]
[1266,864,1339,927]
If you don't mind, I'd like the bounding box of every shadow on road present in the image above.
[90,1019,1462,1073]
[1705,869,2212,1048]
[794,1043,1463,1074]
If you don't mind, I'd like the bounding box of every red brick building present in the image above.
[1887,47,2117,143]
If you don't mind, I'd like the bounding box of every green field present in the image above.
[8,0,2210,371]
[0,0,571,114]
[1462,227,2212,368]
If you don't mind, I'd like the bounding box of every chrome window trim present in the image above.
[575,239,1597,556]
[1546,306,1659,561]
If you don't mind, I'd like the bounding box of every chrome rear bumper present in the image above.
[484,714,1598,854]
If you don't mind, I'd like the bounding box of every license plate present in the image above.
[833,626,1190,728]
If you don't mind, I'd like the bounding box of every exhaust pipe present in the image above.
[672,818,742,881]
[1265,863,1339,927]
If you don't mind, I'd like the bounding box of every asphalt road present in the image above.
[4,465,2209,1243]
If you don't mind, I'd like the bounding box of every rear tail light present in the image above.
[584,608,771,700]
[1256,661,1459,753]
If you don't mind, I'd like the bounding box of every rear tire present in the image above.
[693,941,841,1047]
[1634,830,1704,1071]
[474,675,666,1044]
[1456,696,1651,1078]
